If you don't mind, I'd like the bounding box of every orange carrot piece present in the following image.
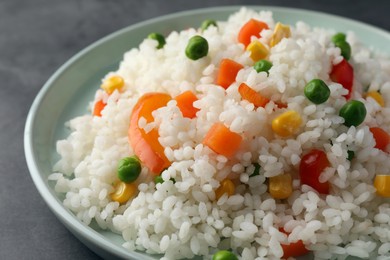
[216,59,244,89]
[370,127,390,152]
[93,99,106,117]
[238,19,269,47]
[174,90,200,119]
[275,101,288,109]
[203,123,242,157]
[238,83,270,108]
[128,93,171,174]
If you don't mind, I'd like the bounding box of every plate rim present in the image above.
[24,5,390,260]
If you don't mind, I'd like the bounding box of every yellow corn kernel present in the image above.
[270,22,291,47]
[215,179,235,200]
[268,173,293,199]
[272,110,302,137]
[374,175,390,197]
[246,40,269,62]
[101,75,124,94]
[111,182,137,204]
[366,91,385,107]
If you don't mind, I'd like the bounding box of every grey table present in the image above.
[1,0,389,259]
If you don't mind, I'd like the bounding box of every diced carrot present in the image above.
[279,228,310,259]
[174,90,200,119]
[238,19,269,47]
[238,83,270,108]
[216,59,244,89]
[275,101,288,109]
[93,99,106,117]
[370,127,390,152]
[203,123,242,157]
[128,92,171,174]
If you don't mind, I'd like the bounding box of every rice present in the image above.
[49,7,390,259]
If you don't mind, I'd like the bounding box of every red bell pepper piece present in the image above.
[299,149,330,194]
[330,59,354,99]
[279,228,310,259]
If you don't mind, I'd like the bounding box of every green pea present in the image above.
[339,100,367,127]
[201,19,217,31]
[304,79,331,104]
[335,40,351,60]
[331,33,351,61]
[331,33,346,44]
[347,150,355,161]
[185,35,209,60]
[154,175,164,184]
[117,156,141,183]
[212,250,238,260]
[148,33,166,49]
[154,176,176,185]
[249,163,261,177]
[254,59,272,74]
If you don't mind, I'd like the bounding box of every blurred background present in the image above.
[1,0,388,259]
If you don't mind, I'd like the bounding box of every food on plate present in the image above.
[304,79,330,105]
[201,19,218,32]
[117,156,142,183]
[212,250,239,260]
[185,35,209,60]
[148,32,166,49]
[50,8,390,259]
[254,59,273,74]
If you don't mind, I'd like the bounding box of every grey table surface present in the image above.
[1,0,389,259]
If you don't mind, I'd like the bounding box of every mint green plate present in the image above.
[24,6,389,260]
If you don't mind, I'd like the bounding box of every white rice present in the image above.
[50,7,390,259]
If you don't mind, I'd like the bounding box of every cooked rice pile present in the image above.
[49,8,390,260]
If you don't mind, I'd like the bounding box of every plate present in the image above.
[24,6,390,260]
